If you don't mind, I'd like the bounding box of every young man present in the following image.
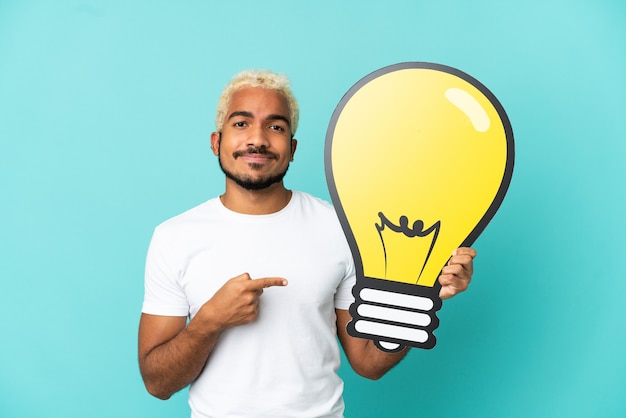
[138,70,476,417]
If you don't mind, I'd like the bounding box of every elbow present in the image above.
[144,382,174,400]
[361,372,384,381]
[139,363,176,400]
[353,365,388,381]
[141,375,175,400]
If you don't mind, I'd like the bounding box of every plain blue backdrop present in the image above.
[1,1,625,417]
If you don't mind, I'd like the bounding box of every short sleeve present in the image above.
[142,227,190,317]
[334,250,356,310]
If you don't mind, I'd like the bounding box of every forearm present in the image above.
[139,274,286,399]
[139,317,221,399]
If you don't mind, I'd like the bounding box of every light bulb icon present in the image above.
[325,62,514,351]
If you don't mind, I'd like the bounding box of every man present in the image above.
[138,70,476,417]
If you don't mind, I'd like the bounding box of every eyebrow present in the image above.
[227,111,291,127]
[227,111,253,121]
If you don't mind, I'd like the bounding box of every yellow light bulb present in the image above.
[325,62,514,350]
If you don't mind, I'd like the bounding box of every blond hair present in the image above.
[214,69,299,136]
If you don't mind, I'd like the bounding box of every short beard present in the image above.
[218,147,290,191]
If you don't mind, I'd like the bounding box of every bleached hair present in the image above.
[214,69,299,136]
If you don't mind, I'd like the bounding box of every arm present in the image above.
[337,247,477,380]
[138,273,288,399]
[138,313,217,400]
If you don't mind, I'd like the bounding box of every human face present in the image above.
[211,87,297,191]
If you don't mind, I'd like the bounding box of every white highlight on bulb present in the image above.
[357,304,431,326]
[360,288,434,311]
[445,87,491,132]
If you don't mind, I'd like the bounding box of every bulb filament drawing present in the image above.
[375,212,441,282]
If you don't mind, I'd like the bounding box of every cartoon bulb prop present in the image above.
[325,62,514,351]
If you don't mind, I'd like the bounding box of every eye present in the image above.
[233,121,247,128]
[269,124,285,132]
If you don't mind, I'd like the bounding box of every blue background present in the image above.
[1,1,625,417]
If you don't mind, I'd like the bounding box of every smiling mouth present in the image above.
[240,155,275,166]
[233,147,278,161]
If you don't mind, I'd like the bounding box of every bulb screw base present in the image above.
[347,277,442,351]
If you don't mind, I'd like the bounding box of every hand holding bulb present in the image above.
[438,248,476,300]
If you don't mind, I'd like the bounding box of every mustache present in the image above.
[233,146,278,159]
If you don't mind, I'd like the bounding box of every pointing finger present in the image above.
[249,277,289,290]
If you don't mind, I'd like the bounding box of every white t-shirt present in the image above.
[142,191,356,418]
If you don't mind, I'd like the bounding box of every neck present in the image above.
[220,180,293,215]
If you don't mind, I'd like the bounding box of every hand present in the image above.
[438,247,476,300]
[198,273,288,330]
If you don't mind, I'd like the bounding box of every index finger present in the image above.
[249,277,289,289]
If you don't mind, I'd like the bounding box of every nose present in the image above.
[247,124,270,148]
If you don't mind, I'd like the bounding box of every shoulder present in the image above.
[153,197,221,237]
[289,191,345,234]
[291,191,336,214]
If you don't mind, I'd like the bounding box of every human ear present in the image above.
[290,138,298,161]
[210,132,221,156]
